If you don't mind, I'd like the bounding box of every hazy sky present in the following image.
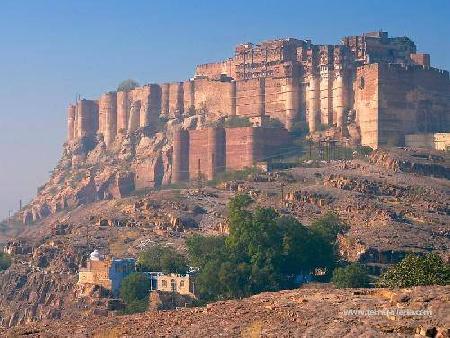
[1,0,449,219]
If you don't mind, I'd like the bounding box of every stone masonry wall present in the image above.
[354,64,380,149]
[66,31,450,150]
[377,64,450,146]
[172,127,290,183]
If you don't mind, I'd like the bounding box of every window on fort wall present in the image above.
[359,77,365,89]
[162,280,167,288]
[180,280,185,288]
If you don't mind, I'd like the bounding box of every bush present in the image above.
[0,253,11,271]
[137,245,188,274]
[265,118,284,128]
[121,299,148,314]
[224,116,251,128]
[310,212,349,244]
[356,145,373,156]
[377,253,450,288]
[207,167,259,186]
[117,79,139,92]
[290,121,309,137]
[332,263,370,288]
[119,273,149,313]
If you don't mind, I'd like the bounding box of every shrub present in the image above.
[310,212,349,244]
[117,79,139,92]
[265,118,284,128]
[224,116,251,128]
[0,253,11,271]
[121,299,148,314]
[332,263,370,288]
[290,121,309,137]
[377,253,450,288]
[207,167,259,186]
[137,245,188,274]
[356,145,373,156]
[119,273,149,313]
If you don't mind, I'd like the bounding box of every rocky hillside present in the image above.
[4,285,450,337]
[17,113,209,226]
[0,147,449,328]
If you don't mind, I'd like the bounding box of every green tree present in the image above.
[119,273,150,313]
[187,194,338,301]
[332,263,371,288]
[377,253,450,288]
[278,216,334,275]
[137,245,188,274]
[117,79,139,92]
[186,234,227,268]
[0,253,11,271]
[310,212,349,244]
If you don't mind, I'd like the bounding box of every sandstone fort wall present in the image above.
[66,31,450,152]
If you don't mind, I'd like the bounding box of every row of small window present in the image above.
[161,279,185,288]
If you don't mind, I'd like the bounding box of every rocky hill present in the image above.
[4,285,450,337]
[17,113,209,226]
[0,147,449,329]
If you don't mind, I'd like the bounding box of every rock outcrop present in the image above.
[369,148,450,180]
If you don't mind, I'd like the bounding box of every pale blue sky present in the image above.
[1,0,449,219]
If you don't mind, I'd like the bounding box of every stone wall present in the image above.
[195,59,235,79]
[98,92,117,146]
[78,260,112,291]
[410,53,430,67]
[194,78,235,117]
[168,82,184,117]
[66,31,450,150]
[225,127,259,170]
[172,129,190,182]
[236,78,265,117]
[354,64,380,148]
[405,133,450,150]
[67,105,76,141]
[173,127,291,183]
[377,64,450,146]
[354,63,450,148]
[76,99,99,138]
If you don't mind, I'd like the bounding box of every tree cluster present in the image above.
[119,273,150,314]
[119,195,450,312]
[377,253,450,288]
[137,245,188,274]
[117,79,139,92]
[331,263,370,288]
[0,252,11,271]
[186,194,345,301]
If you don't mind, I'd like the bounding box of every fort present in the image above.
[20,31,450,224]
[67,31,450,151]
